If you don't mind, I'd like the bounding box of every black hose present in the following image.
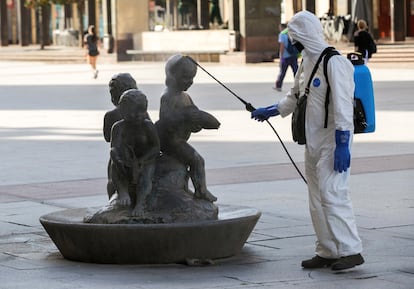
[187,56,307,184]
[263,120,307,184]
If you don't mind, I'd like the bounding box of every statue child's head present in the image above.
[165,54,197,91]
[119,89,148,123]
[109,73,137,106]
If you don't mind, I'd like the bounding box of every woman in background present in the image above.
[354,20,375,64]
[84,25,100,78]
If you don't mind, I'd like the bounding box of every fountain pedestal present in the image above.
[40,205,260,264]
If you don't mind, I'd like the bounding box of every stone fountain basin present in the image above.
[39,205,261,264]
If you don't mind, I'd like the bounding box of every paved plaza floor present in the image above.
[0,57,413,289]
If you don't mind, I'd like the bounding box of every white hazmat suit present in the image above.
[277,11,363,260]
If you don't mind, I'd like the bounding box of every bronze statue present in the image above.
[103,73,151,200]
[87,55,220,223]
[103,73,138,143]
[156,54,220,202]
[110,89,160,217]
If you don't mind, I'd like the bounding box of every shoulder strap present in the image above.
[322,47,340,128]
[305,47,333,96]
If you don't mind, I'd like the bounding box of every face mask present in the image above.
[292,41,304,52]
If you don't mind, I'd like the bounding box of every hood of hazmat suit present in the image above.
[278,10,354,154]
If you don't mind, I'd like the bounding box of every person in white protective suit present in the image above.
[251,11,364,271]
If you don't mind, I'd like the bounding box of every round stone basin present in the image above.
[39,205,261,264]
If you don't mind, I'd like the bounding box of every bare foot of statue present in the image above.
[194,189,217,202]
[131,205,145,217]
[117,192,132,206]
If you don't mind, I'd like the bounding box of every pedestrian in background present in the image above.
[84,25,100,79]
[274,23,298,91]
[354,19,375,64]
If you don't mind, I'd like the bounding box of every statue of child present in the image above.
[103,73,151,199]
[156,54,220,202]
[103,73,138,142]
[110,89,160,216]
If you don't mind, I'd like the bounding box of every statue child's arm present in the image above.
[138,122,160,165]
[103,112,112,142]
[110,123,125,169]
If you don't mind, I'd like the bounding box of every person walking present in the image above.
[274,23,298,91]
[84,25,100,79]
[251,10,364,271]
[354,19,375,64]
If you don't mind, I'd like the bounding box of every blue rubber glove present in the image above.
[251,104,280,122]
[334,130,351,173]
